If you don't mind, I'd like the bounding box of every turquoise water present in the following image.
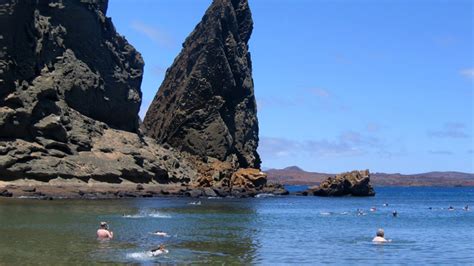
[0,187,473,265]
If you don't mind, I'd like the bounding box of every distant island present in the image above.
[265,166,474,187]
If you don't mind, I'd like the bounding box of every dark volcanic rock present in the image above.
[307,170,375,197]
[261,183,289,196]
[185,188,203,198]
[0,0,143,133]
[0,189,13,197]
[203,187,218,198]
[142,0,260,169]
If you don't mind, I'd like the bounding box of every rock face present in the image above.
[0,127,196,183]
[307,170,375,197]
[0,0,195,184]
[142,0,260,170]
[0,0,143,134]
[231,168,266,189]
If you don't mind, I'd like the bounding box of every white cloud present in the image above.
[460,68,474,79]
[366,123,382,133]
[429,150,453,155]
[428,122,470,139]
[258,131,383,160]
[130,21,174,48]
[309,88,330,98]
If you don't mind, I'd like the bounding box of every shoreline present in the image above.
[3,180,467,201]
[0,178,289,200]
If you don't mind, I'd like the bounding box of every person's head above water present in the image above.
[100,222,108,229]
[376,229,384,237]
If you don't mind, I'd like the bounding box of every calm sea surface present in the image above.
[0,187,473,265]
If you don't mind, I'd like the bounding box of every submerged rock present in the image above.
[306,170,375,197]
[142,0,260,170]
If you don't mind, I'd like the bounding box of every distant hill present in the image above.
[265,166,474,187]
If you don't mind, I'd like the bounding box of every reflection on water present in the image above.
[0,187,473,264]
[0,198,259,264]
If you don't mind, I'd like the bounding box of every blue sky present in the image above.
[108,0,473,174]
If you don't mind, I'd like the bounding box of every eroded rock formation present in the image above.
[143,0,260,170]
[306,170,375,197]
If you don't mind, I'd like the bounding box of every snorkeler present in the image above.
[150,244,169,256]
[97,221,113,239]
[372,228,389,243]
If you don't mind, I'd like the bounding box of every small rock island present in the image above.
[305,170,375,197]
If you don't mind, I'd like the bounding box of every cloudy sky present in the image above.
[108,0,473,174]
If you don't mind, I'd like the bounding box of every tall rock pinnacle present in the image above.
[143,0,261,169]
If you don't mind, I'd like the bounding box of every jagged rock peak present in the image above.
[143,0,261,169]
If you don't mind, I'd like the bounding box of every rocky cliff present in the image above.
[142,0,260,171]
[0,0,282,198]
[0,0,195,184]
[0,0,142,133]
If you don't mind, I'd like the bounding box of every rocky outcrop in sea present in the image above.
[143,0,266,191]
[304,170,375,197]
[143,0,260,169]
[0,0,285,198]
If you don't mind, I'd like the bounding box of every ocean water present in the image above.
[0,187,473,265]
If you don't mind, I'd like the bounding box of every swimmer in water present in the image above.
[372,228,389,243]
[370,207,377,212]
[150,244,168,256]
[464,205,469,211]
[392,210,398,217]
[448,206,454,211]
[152,230,169,237]
[383,203,389,207]
[97,222,113,239]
